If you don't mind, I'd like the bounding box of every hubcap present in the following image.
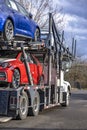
[33,97,38,112]
[5,21,13,40]
[20,97,27,115]
[13,70,20,88]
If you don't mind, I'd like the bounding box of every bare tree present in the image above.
[65,57,87,89]
[18,0,64,30]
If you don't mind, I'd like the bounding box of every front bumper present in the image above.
[0,71,7,82]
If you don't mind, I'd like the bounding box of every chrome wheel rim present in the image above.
[33,97,39,112]
[13,69,20,88]
[5,20,14,40]
[20,97,27,115]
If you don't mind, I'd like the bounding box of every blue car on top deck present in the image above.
[0,0,40,42]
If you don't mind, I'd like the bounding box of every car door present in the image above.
[6,0,20,31]
[15,2,33,37]
[7,0,33,37]
[27,54,38,84]
[31,55,43,83]
[20,53,38,85]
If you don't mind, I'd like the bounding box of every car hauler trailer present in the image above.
[0,13,76,121]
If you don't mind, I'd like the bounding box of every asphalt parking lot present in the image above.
[0,89,87,130]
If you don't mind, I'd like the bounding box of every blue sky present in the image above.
[56,0,87,58]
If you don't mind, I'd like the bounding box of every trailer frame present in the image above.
[0,13,75,120]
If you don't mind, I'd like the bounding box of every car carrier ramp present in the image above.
[0,116,12,123]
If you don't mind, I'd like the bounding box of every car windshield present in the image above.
[9,0,18,11]
[16,2,28,16]
[0,50,19,58]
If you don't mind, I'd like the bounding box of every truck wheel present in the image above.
[29,91,40,116]
[61,91,70,107]
[12,69,20,88]
[3,19,14,41]
[18,92,28,120]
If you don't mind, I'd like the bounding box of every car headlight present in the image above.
[0,72,7,81]
[1,62,10,68]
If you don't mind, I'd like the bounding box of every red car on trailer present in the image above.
[0,50,43,88]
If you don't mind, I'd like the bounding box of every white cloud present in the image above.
[65,26,87,34]
[56,0,87,58]
[64,14,77,24]
[76,35,87,40]
[63,14,87,34]
[56,0,70,8]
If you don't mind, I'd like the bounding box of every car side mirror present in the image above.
[29,13,33,19]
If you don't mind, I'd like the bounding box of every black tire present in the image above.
[12,69,20,88]
[29,91,40,116]
[17,92,28,120]
[61,91,70,107]
[3,19,14,41]
[34,28,40,41]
